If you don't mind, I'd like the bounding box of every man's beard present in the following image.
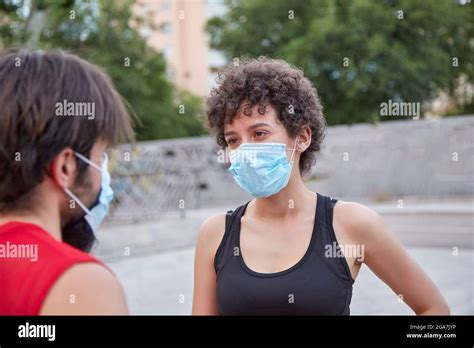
[62,217,97,252]
[61,173,100,253]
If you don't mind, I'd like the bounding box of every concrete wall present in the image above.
[310,115,474,199]
[107,115,474,223]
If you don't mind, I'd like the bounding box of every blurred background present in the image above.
[1,0,473,314]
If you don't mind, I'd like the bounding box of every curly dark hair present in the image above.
[206,56,326,175]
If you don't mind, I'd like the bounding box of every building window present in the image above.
[160,22,172,33]
[167,68,175,81]
[139,26,152,38]
[161,47,173,59]
[160,1,171,11]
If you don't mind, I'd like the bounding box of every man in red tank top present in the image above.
[0,50,135,315]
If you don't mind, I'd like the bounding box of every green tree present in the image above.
[207,0,473,124]
[0,0,205,140]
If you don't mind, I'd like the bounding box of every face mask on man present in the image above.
[228,138,299,198]
[62,152,113,252]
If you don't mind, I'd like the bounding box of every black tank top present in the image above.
[214,193,354,315]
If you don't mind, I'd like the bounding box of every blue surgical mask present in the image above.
[228,139,299,198]
[64,152,113,234]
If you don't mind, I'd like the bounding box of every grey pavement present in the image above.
[96,196,474,260]
[94,197,473,315]
[107,245,473,315]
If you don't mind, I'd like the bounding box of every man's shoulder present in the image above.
[40,261,128,314]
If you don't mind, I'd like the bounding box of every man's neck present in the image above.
[0,210,62,242]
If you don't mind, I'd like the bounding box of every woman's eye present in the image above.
[227,138,237,145]
[254,131,267,138]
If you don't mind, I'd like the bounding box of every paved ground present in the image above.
[96,197,473,260]
[107,245,473,315]
[94,198,473,315]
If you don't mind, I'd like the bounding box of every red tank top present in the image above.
[0,221,103,315]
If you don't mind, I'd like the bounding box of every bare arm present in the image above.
[336,201,450,315]
[40,262,129,315]
[192,213,226,315]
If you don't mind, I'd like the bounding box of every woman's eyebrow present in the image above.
[248,122,273,131]
[224,130,238,137]
[224,122,273,137]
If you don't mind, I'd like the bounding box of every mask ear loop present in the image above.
[64,151,106,215]
[74,152,103,172]
[64,187,93,215]
[288,137,299,163]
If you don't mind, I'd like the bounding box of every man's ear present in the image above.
[297,125,312,152]
[48,148,78,190]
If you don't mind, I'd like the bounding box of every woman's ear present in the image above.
[297,125,312,152]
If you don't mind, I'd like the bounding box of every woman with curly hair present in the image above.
[191,57,449,316]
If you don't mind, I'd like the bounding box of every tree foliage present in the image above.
[0,0,206,140]
[207,0,473,123]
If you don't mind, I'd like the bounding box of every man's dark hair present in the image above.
[206,56,326,175]
[0,49,135,212]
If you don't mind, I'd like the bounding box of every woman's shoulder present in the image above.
[196,200,250,258]
[200,212,227,240]
[195,212,228,258]
[332,199,386,240]
[198,201,249,244]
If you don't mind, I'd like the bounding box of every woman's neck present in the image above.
[251,173,316,220]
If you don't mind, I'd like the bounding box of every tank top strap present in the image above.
[315,193,326,225]
[315,194,354,285]
[214,201,250,275]
[325,195,339,227]
[225,202,248,241]
[225,209,235,233]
